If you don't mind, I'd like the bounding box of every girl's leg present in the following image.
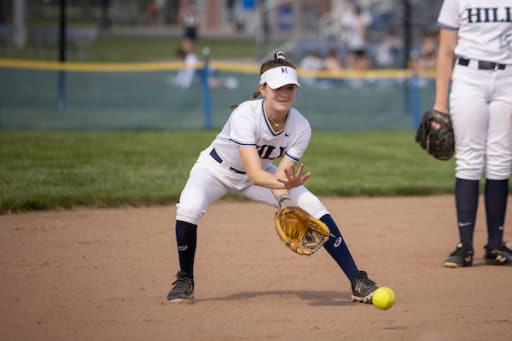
[175,163,228,278]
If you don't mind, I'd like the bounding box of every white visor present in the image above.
[259,66,301,89]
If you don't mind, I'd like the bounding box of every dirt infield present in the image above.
[1,196,511,341]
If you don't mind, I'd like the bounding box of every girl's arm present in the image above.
[238,146,311,198]
[434,28,457,114]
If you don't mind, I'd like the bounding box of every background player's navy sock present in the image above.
[484,179,508,250]
[455,178,479,249]
[175,220,197,278]
[320,214,359,283]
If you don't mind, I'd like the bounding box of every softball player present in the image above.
[167,52,379,303]
[433,0,512,267]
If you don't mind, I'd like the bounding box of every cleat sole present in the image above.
[169,296,195,304]
[351,294,373,304]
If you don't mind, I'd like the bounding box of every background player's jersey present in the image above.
[208,99,311,172]
[438,0,512,64]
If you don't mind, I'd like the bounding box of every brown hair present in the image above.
[229,51,297,109]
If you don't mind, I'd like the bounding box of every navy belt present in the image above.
[209,148,246,174]
[458,58,506,70]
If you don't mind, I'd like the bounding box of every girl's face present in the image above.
[259,83,297,115]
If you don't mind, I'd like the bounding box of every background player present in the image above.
[167,51,379,303]
[433,0,512,267]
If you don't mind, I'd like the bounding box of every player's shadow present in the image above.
[203,290,353,306]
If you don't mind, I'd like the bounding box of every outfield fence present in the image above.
[0,59,435,131]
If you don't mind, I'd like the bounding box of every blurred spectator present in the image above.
[324,48,343,72]
[148,0,160,26]
[226,0,236,23]
[179,0,200,43]
[173,40,238,90]
[155,0,166,25]
[235,0,258,33]
[340,1,372,70]
[299,50,324,86]
[409,30,439,72]
[173,41,200,89]
[302,0,320,33]
[418,30,438,71]
[276,2,293,31]
[374,27,403,68]
[99,0,111,30]
[257,0,271,46]
[300,50,324,71]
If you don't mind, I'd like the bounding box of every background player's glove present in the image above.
[274,206,330,256]
[415,109,455,161]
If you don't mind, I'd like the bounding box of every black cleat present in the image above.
[444,242,474,268]
[167,271,194,303]
[351,271,378,304]
[484,243,512,266]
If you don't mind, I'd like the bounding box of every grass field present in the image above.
[2,35,261,63]
[0,130,458,214]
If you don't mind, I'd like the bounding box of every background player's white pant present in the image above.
[450,64,512,180]
[176,148,329,225]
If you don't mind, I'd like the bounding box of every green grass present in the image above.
[91,36,260,62]
[2,35,260,63]
[0,130,458,214]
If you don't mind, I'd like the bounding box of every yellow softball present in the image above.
[372,287,396,310]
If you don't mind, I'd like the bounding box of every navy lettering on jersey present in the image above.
[484,8,490,22]
[257,145,285,160]
[467,8,481,23]
[467,7,512,23]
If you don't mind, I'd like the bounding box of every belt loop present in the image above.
[458,58,469,66]
[209,148,223,164]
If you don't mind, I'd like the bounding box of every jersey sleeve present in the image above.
[229,104,258,146]
[285,112,312,162]
[438,0,460,30]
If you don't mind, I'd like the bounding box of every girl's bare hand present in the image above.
[278,163,311,189]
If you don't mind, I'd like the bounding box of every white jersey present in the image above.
[438,0,512,64]
[207,99,311,173]
[177,102,329,225]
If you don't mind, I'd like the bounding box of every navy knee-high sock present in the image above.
[484,179,509,250]
[455,178,479,248]
[175,220,197,278]
[320,214,359,283]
